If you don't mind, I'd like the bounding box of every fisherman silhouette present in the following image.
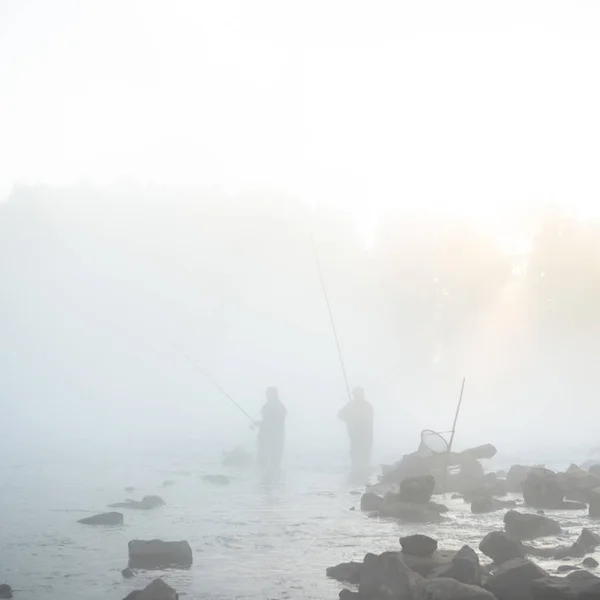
[254,387,287,475]
[338,386,374,472]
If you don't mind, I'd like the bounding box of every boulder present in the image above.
[326,562,362,584]
[589,488,600,519]
[399,475,435,504]
[359,552,423,600]
[360,492,384,512]
[110,496,165,510]
[0,585,12,599]
[554,542,586,560]
[506,465,532,493]
[472,497,517,514]
[128,540,193,570]
[531,570,600,600]
[429,545,481,586]
[479,531,526,564]
[414,578,496,600]
[523,468,566,509]
[401,551,456,578]
[124,578,178,600]
[504,510,561,540]
[78,511,124,525]
[400,534,438,557]
[485,558,548,600]
[122,568,135,579]
[583,557,599,569]
[557,565,581,573]
[577,528,600,552]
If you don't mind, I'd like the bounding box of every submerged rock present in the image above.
[121,568,135,579]
[326,562,362,584]
[479,531,526,564]
[123,578,178,600]
[109,496,165,510]
[553,542,586,560]
[0,584,12,599]
[399,534,438,557]
[557,565,581,573]
[128,539,193,570]
[485,558,548,600]
[399,475,435,504]
[504,509,561,540]
[201,474,231,486]
[471,497,517,514]
[78,511,124,525]
[414,577,496,600]
[583,557,599,569]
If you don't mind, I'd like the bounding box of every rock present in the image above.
[109,496,165,510]
[554,542,586,559]
[472,497,517,514]
[557,565,581,573]
[430,545,481,586]
[506,465,532,493]
[451,494,463,500]
[504,510,561,540]
[589,488,600,519]
[400,534,438,557]
[122,568,135,579]
[479,531,526,564]
[125,578,178,600]
[377,502,444,523]
[326,562,362,584]
[0,585,12,599]
[78,511,124,525]
[414,578,497,600]
[401,551,456,578]
[485,558,548,600]
[399,475,435,504]
[359,551,423,600]
[578,528,600,552]
[589,464,600,478]
[201,474,231,485]
[360,492,384,512]
[531,570,600,600]
[128,540,193,569]
[339,591,365,600]
[523,467,566,509]
[583,557,599,569]
[521,544,558,559]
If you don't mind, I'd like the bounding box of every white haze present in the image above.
[1,1,600,464]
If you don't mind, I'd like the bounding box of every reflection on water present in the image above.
[0,454,598,599]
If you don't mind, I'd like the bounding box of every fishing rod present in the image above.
[309,230,353,404]
[442,376,466,492]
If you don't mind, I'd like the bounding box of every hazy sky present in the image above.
[2,0,600,237]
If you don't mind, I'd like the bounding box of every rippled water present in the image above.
[1,451,598,599]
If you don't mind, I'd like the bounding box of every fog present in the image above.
[1,1,600,465]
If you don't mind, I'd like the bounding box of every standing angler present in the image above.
[338,386,374,472]
[255,387,287,475]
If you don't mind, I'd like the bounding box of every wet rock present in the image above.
[504,509,561,540]
[360,492,384,512]
[414,577,496,600]
[557,565,581,573]
[506,465,532,493]
[78,511,124,525]
[554,542,586,560]
[359,551,423,600]
[485,558,548,600]
[589,487,600,519]
[201,474,231,485]
[124,578,178,600]
[451,493,463,500]
[479,531,526,564]
[339,590,364,600]
[122,568,135,579]
[0,584,12,599]
[521,544,558,559]
[399,534,438,557]
[109,496,165,510]
[326,561,362,584]
[583,557,599,569]
[128,539,193,569]
[531,570,600,600]
[401,550,456,577]
[377,501,444,523]
[577,528,600,552]
[430,545,481,586]
[399,475,435,504]
[472,497,517,514]
[523,467,566,509]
